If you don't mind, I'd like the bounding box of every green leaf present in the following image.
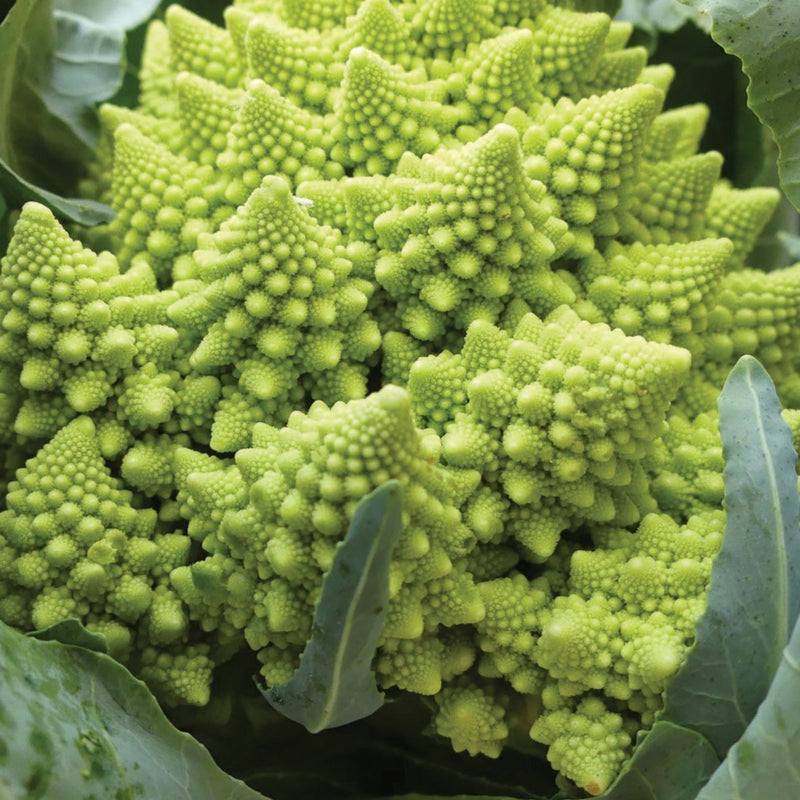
[0,0,100,222]
[600,721,720,799]
[777,231,800,263]
[28,617,109,653]
[0,0,161,225]
[599,355,800,797]
[693,605,800,799]
[0,163,113,225]
[44,1,160,149]
[677,0,800,213]
[262,480,404,733]
[0,618,268,799]
[55,0,161,30]
[660,355,800,756]
[617,0,710,33]
[0,190,9,255]
[748,133,800,270]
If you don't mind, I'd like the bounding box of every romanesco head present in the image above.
[1,0,794,795]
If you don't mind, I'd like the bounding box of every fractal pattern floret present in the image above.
[1,0,798,795]
[167,174,381,450]
[0,416,216,705]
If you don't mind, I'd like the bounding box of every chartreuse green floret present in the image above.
[212,78,341,205]
[574,237,733,354]
[93,122,235,285]
[374,123,573,347]
[2,0,797,794]
[626,151,723,245]
[531,510,724,792]
[121,432,189,498]
[0,416,215,705]
[0,203,204,446]
[298,174,419,299]
[646,410,725,521]
[235,14,345,110]
[531,693,631,798]
[78,104,182,208]
[643,103,708,162]
[87,67,243,213]
[410,307,691,558]
[444,29,542,135]
[541,517,723,700]
[0,362,24,486]
[331,0,419,68]
[523,6,609,100]
[167,174,381,450]
[172,72,244,167]
[473,572,550,693]
[165,4,244,88]
[330,47,464,176]
[278,0,359,31]
[518,83,664,253]
[0,205,224,458]
[408,0,500,58]
[584,23,648,98]
[677,260,800,415]
[704,183,780,271]
[433,678,511,758]
[136,19,180,118]
[173,385,485,693]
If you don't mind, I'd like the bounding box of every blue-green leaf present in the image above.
[776,232,800,263]
[601,721,720,800]
[660,355,800,755]
[55,0,160,31]
[262,480,404,733]
[0,163,112,225]
[44,1,160,150]
[0,0,159,224]
[677,0,800,213]
[617,0,710,33]
[0,618,268,799]
[694,601,800,798]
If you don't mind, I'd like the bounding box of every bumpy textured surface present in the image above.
[0,0,797,795]
[167,175,380,449]
[173,386,483,690]
[410,308,690,560]
[0,417,216,705]
[0,204,209,447]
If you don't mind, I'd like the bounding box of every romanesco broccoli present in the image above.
[1,0,797,794]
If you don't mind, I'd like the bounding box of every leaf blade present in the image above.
[0,159,114,224]
[694,602,800,799]
[618,0,710,34]
[262,480,404,733]
[678,0,800,212]
[601,721,720,800]
[28,617,109,653]
[0,618,268,799]
[55,0,163,31]
[660,355,800,755]
[0,0,160,224]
